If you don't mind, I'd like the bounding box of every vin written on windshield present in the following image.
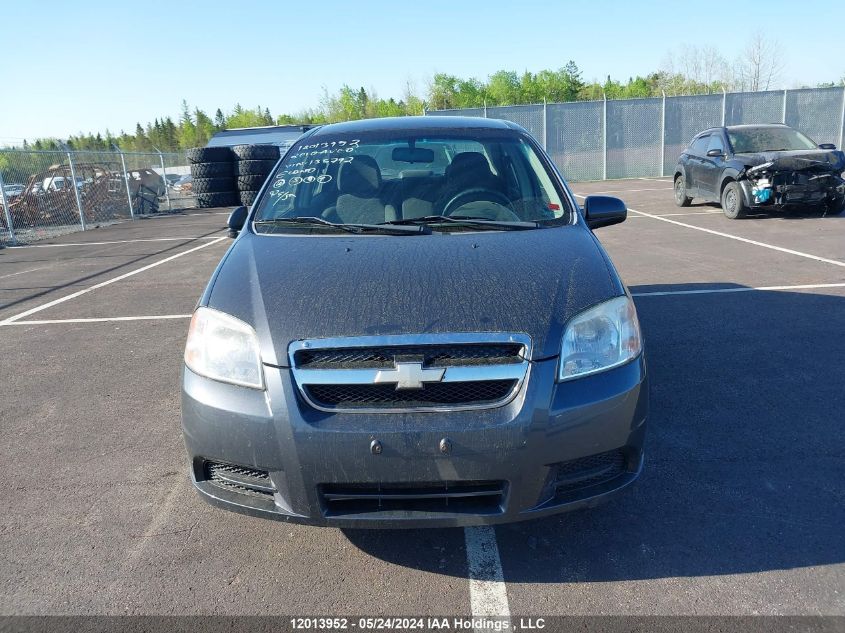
[253,133,573,231]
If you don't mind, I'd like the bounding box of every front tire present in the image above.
[721,181,747,219]
[674,175,692,207]
[824,196,845,216]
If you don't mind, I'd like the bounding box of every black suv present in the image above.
[673,124,845,218]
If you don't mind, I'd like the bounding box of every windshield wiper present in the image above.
[254,217,430,235]
[380,215,541,231]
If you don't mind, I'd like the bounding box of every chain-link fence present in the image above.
[426,86,845,183]
[1,148,194,245]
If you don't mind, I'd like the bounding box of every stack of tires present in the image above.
[187,147,238,208]
[233,145,280,207]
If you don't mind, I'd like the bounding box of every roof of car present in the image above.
[207,125,311,148]
[725,123,789,131]
[309,116,521,137]
[693,123,790,138]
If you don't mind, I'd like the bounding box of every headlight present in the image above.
[184,307,264,389]
[559,295,642,381]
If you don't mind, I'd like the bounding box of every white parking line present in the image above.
[626,210,722,218]
[464,526,510,627]
[631,283,845,297]
[1,314,192,325]
[0,266,46,279]
[0,237,226,325]
[7,236,224,249]
[632,282,845,297]
[575,187,674,194]
[10,281,844,324]
[573,194,845,268]
[638,177,672,182]
[628,207,845,267]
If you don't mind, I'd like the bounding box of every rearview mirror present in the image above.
[583,195,627,230]
[819,143,837,150]
[392,147,435,163]
[227,206,248,237]
[706,149,724,157]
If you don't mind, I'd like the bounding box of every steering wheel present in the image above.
[442,187,521,221]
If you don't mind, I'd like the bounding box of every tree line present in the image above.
[9,36,844,153]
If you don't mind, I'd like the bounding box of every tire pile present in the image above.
[187,147,238,208]
[232,144,280,207]
[187,144,280,208]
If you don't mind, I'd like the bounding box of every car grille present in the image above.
[320,481,506,516]
[547,449,628,501]
[289,333,531,413]
[293,343,524,369]
[306,380,517,409]
[204,461,275,498]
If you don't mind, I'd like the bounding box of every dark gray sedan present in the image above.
[181,116,648,528]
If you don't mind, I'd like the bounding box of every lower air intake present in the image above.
[320,481,506,516]
[205,461,275,498]
[548,449,628,500]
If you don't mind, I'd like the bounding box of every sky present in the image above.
[1,0,842,143]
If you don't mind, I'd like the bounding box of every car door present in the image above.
[685,134,710,197]
[697,133,726,200]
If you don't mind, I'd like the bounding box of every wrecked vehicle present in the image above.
[674,124,845,219]
[3,163,163,228]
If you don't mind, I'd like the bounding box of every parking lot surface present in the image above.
[1,183,843,618]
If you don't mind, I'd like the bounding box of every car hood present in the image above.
[736,149,845,172]
[205,226,622,366]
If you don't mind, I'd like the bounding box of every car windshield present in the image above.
[253,132,571,232]
[728,127,817,153]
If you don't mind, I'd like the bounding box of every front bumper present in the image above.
[739,178,845,210]
[181,355,648,528]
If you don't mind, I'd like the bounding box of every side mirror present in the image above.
[227,206,248,237]
[583,195,627,230]
[706,149,724,157]
[819,143,837,150]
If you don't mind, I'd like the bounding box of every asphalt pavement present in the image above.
[1,185,843,621]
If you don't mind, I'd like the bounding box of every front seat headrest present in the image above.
[337,155,381,196]
[445,152,493,181]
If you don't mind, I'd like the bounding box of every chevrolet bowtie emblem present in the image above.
[373,361,446,390]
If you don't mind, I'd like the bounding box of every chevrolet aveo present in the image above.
[181,116,648,528]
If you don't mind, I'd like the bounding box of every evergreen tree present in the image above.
[214,108,226,130]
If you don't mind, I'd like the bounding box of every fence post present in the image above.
[155,147,172,212]
[721,87,727,126]
[422,104,427,116]
[0,167,17,245]
[542,98,548,151]
[602,93,608,181]
[483,100,488,118]
[114,145,135,219]
[782,89,788,124]
[660,91,666,178]
[839,86,845,150]
[64,148,86,231]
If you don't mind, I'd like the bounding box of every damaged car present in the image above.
[674,123,845,219]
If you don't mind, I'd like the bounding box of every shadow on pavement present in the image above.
[345,283,845,582]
